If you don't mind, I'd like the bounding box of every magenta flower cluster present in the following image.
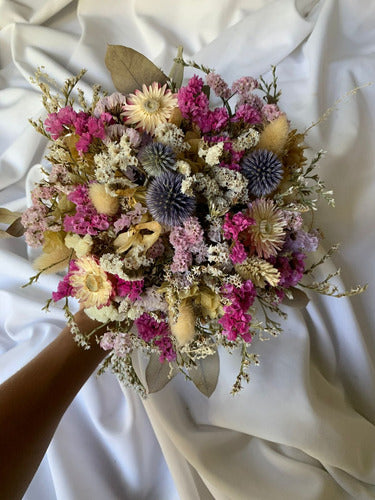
[222,211,255,264]
[135,313,176,362]
[44,106,112,153]
[116,278,144,301]
[270,252,306,288]
[218,280,257,342]
[63,185,110,235]
[177,75,229,133]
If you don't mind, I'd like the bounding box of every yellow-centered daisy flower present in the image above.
[123,82,177,134]
[69,256,113,308]
[246,198,286,258]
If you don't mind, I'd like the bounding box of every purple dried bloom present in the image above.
[241,149,283,196]
[146,172,195,226]
[206,72,231,100]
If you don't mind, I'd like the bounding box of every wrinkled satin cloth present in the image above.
[1,1,375,499]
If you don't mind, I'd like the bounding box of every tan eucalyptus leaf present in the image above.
[0,208,22,225]
[189,350,219,397]
[282,287,310,309]
[145,352,178,394]
[105,45,168,95]
[6,218,25,237]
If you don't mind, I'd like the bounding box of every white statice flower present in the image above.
[207,242,231,264]
[232,128,260,152]
[100,254,135,281]
[212,167,249,204]
[198,141,224,166]
[65,233,93,258]
[154,122,190,152]
[181,175,195,196]
[206,215,223,243]
[176,160,191,176]
[85,304,124,323]
[94,133,138,184]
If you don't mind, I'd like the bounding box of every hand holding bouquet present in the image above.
[6,46,364,396]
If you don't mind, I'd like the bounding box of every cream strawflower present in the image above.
[69,256,113,308]
[246,198,286,258]
[123,82,177,134]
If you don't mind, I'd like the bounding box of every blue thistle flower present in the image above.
[146,172,195,226]
[138,142,176,177]
[241,149,283,197]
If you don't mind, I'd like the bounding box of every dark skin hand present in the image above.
[0,310,108,500]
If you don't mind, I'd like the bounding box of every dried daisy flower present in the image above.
[235,256,280,288]
[123,82,177,134]
[69,256,113,308]
[246,198,286,258]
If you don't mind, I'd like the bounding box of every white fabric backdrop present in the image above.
[1,1,375,498]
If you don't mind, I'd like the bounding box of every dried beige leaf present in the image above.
[145,352,178,394]
[105,45,168,95]
[0,208,22,225]
[189,350,220,397]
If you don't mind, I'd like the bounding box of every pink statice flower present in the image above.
[233,104,262,124]
[147,239,165,259]
[283,229,319,254]
[99,331,116,351]
[223,211,255,240]
[262,104,283,122]
[135,313,176,362]
[113,203,147,233]
[116,278,144,301]
[218,280,256,342]
[270,252,306,288]
[170,217,206,273]
[231,76,258,95]
[51,260,78,302]
[229,241,247,264]
[177,75,228,133]
[207,135,245,171]
[63,184,110,235]
[206,72,231,100]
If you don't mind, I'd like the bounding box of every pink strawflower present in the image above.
[206,72,231,100]
[116,278,144,301]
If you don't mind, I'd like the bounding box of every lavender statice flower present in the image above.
[241,149,283,196]
[146,172,195,226]
[283,229,319,253]
[206,72,231,100]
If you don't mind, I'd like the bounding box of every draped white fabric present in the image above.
[1,1,375,498]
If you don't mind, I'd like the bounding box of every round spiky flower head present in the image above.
[138,142,176,177]
[146,172,195,226]
[241,149,283,197]
[123,83,177,134]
